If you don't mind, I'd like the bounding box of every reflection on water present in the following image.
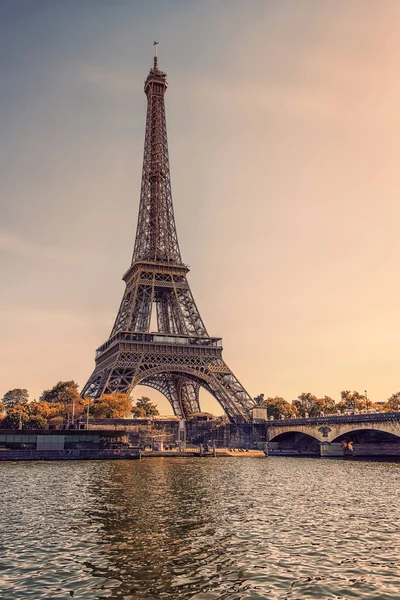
[1,458,400,599]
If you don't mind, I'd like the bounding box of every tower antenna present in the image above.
[153,41,158,68]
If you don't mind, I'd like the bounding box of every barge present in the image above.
[0,429,141,461]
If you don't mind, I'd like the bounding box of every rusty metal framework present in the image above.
[82,48,255,422]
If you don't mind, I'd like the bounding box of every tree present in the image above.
[131,405,146,418]
[290,393,338,417]
[134,396,159,417]
[39,381,83,422]
[315,396,337,415]
[337,390,370,412]
[1,405,30,429]
[30,400,57,419]
[0,400,5,416]
[40,381,80,405]
[91,393,133,418]
[292,393,320,418]
[24,415,48,430]
[261,396,296,419]
[385,392,400,412]
[2,389,29,411]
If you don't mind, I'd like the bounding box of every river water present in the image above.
[1,457,399,599]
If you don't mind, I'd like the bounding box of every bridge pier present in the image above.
[319,443,343,458]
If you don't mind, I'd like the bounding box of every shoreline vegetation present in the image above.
[0,383,399,430]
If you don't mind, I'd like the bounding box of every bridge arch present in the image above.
[269,430,320,443]
[329,422,400,442]
[268,430,321,456]
[332,428,400,443]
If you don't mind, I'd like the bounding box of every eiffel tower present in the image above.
[82,46,255,422]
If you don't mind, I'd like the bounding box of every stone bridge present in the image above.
[267,412,400,442]
[265,412,400,457]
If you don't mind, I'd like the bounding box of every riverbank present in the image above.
[142,448,265,458]
[0,447,266,461]
[0,448,141,461]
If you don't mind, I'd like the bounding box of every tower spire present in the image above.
[133,44,180,265]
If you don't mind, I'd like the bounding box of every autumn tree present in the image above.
[91,393,133,418]
[337,390,369,412]
[315,396,337,415]
[40,381,80,405]
[134,396,159,417]
[39,380,84,421]
[291,393,337,417]
[131,405,146,418]
[384,392,400,412]
[24,415,48,430]
[2,389,29,411]
[292,393,319,417]
[29,400,64,421]
[1,405,30,429]
[261,396,296,419]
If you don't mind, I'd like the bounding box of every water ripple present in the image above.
[1,458,399,599]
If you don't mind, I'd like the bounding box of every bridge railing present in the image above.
[266,412,400,428]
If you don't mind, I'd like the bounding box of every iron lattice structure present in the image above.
[82,51,255,422]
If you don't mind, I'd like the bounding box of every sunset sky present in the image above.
[1,1,400,415]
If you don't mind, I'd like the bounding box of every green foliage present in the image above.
[91,393,133,419]
[134,396,159,417]
[2,389,29,411]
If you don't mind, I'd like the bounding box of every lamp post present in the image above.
[72,396,75,428]
[86,397,90,430]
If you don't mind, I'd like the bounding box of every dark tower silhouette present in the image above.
[82,45,255,422]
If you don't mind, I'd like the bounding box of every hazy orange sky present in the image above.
[1,1,400,415]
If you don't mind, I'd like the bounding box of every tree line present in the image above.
[1,384,399,429]
[0,381,159,429]
[257,391,400,419]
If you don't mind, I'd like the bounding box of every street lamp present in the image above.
[72,396,75,427]
[86,397,90,430]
